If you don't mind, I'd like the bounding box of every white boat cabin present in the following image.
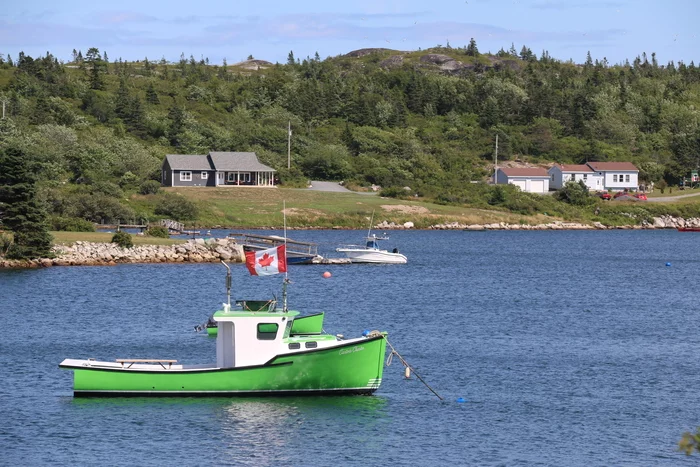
[214,305,335,368]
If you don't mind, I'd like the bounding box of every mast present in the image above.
[221,261,231,311]
[493,134,499,184]
[287,121,291,170]
[282,200,289,312]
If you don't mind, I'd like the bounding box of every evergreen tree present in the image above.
[146,82,160,104]
[520,45,534,61]
[287,51,295,66]
[466,38,479,57]
[115,78,131,118]
[509,43,518,56]
[85,47,105,90]
[0,146,53,259]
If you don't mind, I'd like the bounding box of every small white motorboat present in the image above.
[336,234,407,264]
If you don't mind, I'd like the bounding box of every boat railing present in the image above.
[235,299,277,312]
[228,233,319,255]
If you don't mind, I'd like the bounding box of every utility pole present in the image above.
[493,134,499,184]
[287,121,291,170]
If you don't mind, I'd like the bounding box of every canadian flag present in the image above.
[245,245,287,276]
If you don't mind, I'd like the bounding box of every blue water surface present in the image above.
[1,229,699,466]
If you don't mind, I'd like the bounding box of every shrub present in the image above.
[553,181,595,206]
[379,186,411,199]
[50,216,96,232]
[0,233,12,257]
[139,180,161,195]
[145,226,169,238]
[111,230,133,248]
[154,193,198,221]
[91,181,124,198]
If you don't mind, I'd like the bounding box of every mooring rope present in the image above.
[367,331,443,401]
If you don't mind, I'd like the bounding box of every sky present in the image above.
[0,0,697,67]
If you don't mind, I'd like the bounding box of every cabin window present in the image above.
[201,171,208,179]
[257,323,279,340]
[180,171,192,182]
[288,343,301,350]
[625,174,630,182]
[305,341,317,349]
[613,174,618,182]
[283,321,293,338]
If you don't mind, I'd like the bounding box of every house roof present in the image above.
[587,162,638,172]
[209,152,276,172]
[555,164,593,173]
[499,167,549,177]
[163,152,276,172]
[164,154,213,171]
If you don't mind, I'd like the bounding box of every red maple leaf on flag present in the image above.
[258,252,274,267]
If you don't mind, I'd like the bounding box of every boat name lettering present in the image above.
[339,346,365,355]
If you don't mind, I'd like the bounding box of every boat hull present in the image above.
[336,248,407,264]
[60,336,386,396]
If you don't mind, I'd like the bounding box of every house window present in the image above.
[613,174,618,183]
[201,172,208,179]
[570,175,576,181]
[180,171,192,181]
[583,174,588,180]
[257,323,279,340]
[625,174,630,182]
[227,173,235,182]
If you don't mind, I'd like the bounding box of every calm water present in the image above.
[1,229,700,466]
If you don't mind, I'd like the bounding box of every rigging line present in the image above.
[377,333,443,401]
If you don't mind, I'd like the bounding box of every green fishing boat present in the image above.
[59,262,388,397]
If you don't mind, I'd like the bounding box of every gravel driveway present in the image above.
[307,181,353,192]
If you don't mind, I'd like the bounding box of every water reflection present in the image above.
[218,396,389,466]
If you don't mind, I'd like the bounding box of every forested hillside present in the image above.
[0,42,699,226]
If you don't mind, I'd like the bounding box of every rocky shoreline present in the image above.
[386,215,699,231]
[0,215,696,268]
[0,238,245,269]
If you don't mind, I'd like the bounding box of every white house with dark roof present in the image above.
[586,162,638,192]
[495,167,550,193]
[162,152,276,187]
[548,164,603,191]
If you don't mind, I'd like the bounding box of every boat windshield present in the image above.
[366,240,379,249]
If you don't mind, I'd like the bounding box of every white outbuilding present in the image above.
[495,167,550,193]
[548,164,603,191]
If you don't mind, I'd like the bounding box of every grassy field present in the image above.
[129,187,548,229]
[646,187,700,199]
[50,231,185,246]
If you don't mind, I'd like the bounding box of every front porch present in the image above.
[216,171,275,187]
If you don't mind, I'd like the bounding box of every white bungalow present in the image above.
[495,167,550,193]
[548,164,603,191]
[586,162,639,192]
